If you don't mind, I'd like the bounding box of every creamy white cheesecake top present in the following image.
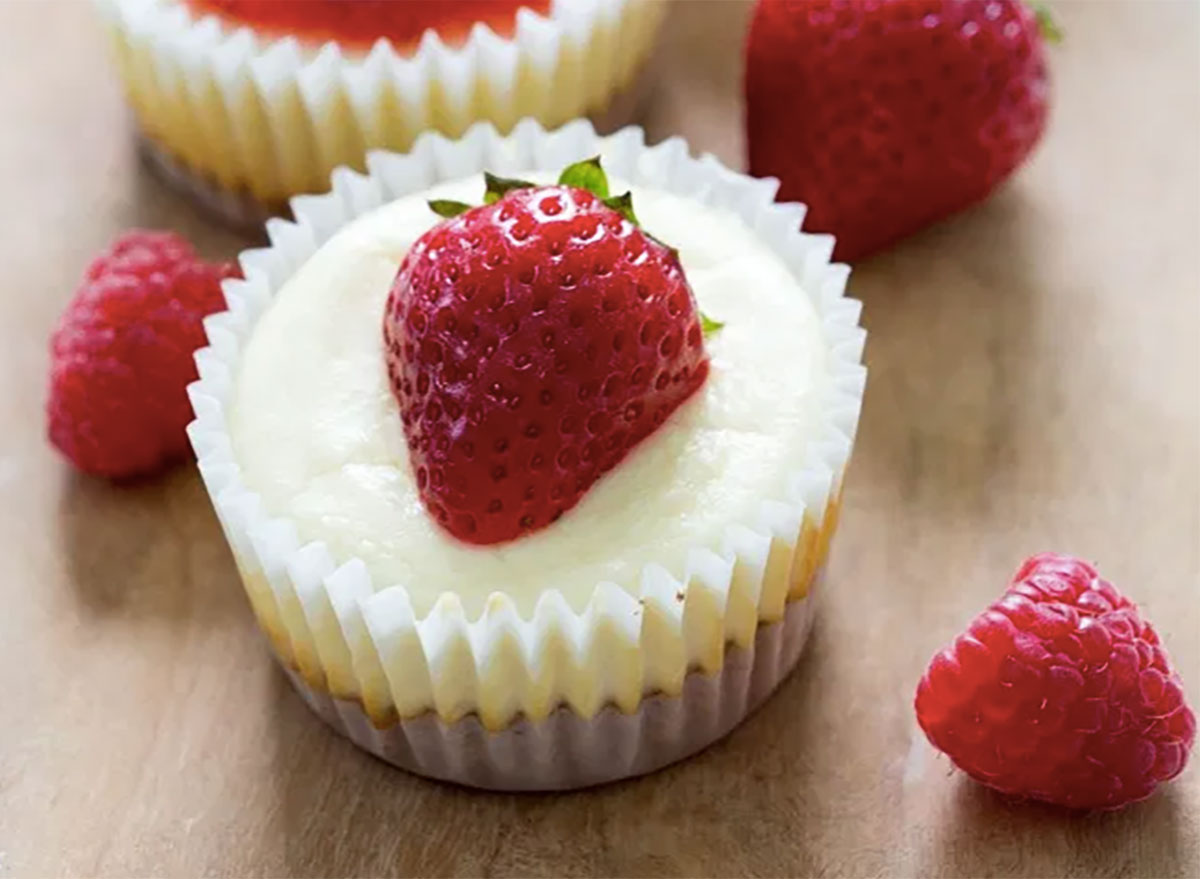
[228,174,830,616]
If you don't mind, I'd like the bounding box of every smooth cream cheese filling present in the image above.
[229,175,830,617]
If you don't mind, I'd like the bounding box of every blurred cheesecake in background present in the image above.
[93,0,665,227]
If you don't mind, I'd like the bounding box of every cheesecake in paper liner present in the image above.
[94,0,665,228]
[187,120,866,790]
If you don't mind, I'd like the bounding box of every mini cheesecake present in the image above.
[188,121,866,789]
[94,0,666,225]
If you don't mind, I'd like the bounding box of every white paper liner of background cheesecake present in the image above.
[94,0,665,230]
[186,119,867,790]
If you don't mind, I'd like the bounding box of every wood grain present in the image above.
[1,1,1197,876]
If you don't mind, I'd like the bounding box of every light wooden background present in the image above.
[1,1,1197,877]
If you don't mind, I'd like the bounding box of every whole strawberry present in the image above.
[915,553,1195,810]
[47,230,238,478]
[383,160,712,545]
[745,0,1053,261]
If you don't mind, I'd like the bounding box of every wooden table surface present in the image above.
[2,1,1198,877]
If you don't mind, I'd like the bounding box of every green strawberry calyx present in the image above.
[427,157,722,337]
[1030,2,1063,44]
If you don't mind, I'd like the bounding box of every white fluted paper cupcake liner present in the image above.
[95,0,665,216]
[286,588,818,791]
[187,119,866,788]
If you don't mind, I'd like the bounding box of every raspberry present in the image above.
[46,230,238,478]
[383,165,710,545]
[915,553,1195,810]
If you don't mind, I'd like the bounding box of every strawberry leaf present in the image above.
[474,167,686,273]
[558,156,610,199]
[605,191,681,258]
[700,313,724,337]
[603,191,639,226]
[428,199,473,218]
[1031,2,1063,44]
[484,172,536,205]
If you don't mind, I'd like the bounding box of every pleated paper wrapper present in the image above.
[187,120,867,790]
[94,0,665,227]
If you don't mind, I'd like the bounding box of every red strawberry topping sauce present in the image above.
[185,0,549,50]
